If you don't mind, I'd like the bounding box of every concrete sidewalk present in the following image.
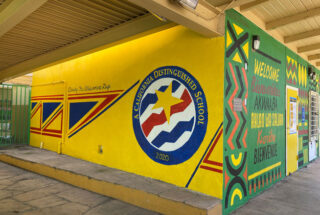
[0,162,159,215]
[232,159,320,215]
[0,146,221,215]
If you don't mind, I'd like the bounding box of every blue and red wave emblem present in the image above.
[133,66,208,165]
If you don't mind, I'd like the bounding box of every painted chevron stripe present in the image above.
[142,111,166,137]
[286,60,297,72]
[227,62,239,150]
[236,66,244,98]
[225,108,232,135]
[151,117,194,148]
[286,70,297,81]
[225,69,232,97]
[236,112,246,149]
[141,89,192,137]
[241,67,248,114]
[242,128,247,148]
[147,105,194,144]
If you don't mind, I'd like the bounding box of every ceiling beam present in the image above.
[266,7,320,30]
[316,62,320,67]
[0,0,47,38]
[216,0,259,10]
[284,28,320,43]
[298,43,320,53]
[308,54,320,61]
[0,0,13,14]
[127,0,225,37]
[240,0,269,12]
[0,14,169,81]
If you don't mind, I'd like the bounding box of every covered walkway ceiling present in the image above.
[1,0,320,80]
[236,0,320,66]
[0,0,164,80]
[130,0,320,68]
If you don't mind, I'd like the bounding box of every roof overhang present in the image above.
[1,0,320,81]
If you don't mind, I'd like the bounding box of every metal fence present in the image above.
[0,84,31,146]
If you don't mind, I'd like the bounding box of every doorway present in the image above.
[286,86,298,175]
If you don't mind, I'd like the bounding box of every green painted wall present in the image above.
[223,9,286,214]
[247,21,286,198]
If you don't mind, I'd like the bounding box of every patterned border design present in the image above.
[286,55,310,168]
[248,167,281,194]
[223,20,249,213]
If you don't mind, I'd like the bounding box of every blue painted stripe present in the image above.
[140,93,158,115]
[69,80,140,138]
[185,122,223,188]
[158,85,169,92]
[151,117,194,148]
[172,80,180,92]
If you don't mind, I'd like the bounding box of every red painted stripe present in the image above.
[227,63,238,150]
[242,128,248,148]
[200,165,223,173]
[44,129,62,134]
[204,160,223,167]
[68,90,123,96]
[42,109,63,132]
[31,130,62,137]
[42,132,62,138]
[203,129,223,167]
[141,89,192,137]
[31,103,42,118]
[68,95,108,100]
[32,98,63,101]
[32,94,63,98]
[30,127,41,131]
[142,111,167,137]
[298,130,308,135]
[68,93,119,100]
[69,94,118,134]
[170,89,192,116]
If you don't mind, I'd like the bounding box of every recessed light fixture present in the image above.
[252,35,260,50]
[177,0,199,10]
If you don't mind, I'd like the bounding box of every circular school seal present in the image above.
[132,66,208,165]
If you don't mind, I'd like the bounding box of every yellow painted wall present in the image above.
[31,25,225,198]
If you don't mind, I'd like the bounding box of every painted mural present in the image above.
[132,66,208,165]
[223,14,249,213]
[248,26,285,197]
[31,25,225,199]
[285,50,310,168]
[30,10,320,214]
[223,10,286,214]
